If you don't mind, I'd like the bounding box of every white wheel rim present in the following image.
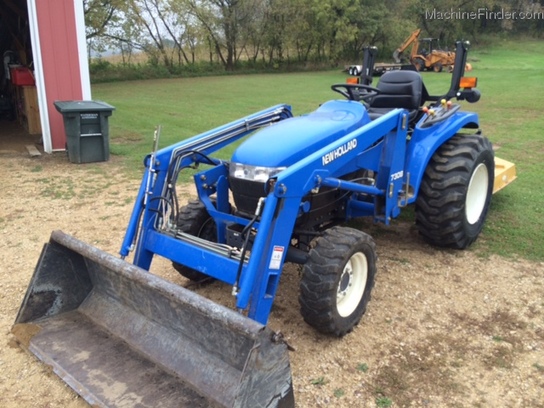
[336,252,368,317]
[465,163,489,224]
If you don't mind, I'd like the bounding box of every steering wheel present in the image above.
[331,83,381,103]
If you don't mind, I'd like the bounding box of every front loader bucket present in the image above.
[12,230,294,408]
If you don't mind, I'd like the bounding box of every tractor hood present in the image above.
[231,100,369,168]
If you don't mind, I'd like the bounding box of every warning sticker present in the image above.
[269,246,285,270]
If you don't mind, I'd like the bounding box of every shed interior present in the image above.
[0,0,41,151]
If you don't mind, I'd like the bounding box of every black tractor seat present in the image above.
[367,70,423,121]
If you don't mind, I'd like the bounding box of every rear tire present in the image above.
[172,200,216,283]
[415,134,494,249]
[299,226,377,337]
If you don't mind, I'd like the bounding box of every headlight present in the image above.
[230,163,286,182]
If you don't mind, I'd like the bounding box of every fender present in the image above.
[404,110,479,203]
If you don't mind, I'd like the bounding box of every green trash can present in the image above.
[54,100,115,164]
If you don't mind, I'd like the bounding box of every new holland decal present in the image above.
[322,139,357,166]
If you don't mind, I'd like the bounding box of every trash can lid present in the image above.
[54,100,115,113]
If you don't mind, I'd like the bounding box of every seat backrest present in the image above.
[370,71,423,111]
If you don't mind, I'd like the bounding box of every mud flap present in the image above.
[12,231,294,408]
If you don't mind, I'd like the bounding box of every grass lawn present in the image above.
[92,40,544,261]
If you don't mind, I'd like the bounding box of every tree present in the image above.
[187,0,267,70]
[84,0,124,39]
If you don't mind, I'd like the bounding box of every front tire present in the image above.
[415,134,494,249]
[299,227,377,337]
[172,200,216,283]
[413,57,426,71]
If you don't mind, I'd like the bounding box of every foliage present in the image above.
[82,0,414,71]
[375,396,393,407]
[88,56,337,83]
[310,376,328,385]
[357,362,369,372]
[85,0,544,75]
[84,0,125,40]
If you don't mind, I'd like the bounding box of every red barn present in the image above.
[1,0,90,153]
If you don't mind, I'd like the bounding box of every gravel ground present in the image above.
[0,150,543,408]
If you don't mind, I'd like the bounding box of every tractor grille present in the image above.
[229,177,267,215]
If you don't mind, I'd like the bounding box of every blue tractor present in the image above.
[14,41,515,408]
[120,40,494,336]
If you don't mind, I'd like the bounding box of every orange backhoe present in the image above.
[393,28,456,72]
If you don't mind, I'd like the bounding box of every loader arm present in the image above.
[120,104,293,263]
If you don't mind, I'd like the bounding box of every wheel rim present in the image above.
[336,252,368,317]
[465,163,489,224]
